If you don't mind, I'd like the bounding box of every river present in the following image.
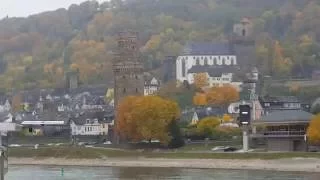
[5,165,320,180]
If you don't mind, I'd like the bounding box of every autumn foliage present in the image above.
[193,73,209,89]
[193,85,239,106]
[116,96,180,144]
[307,114,320,145]
[197,116,221,136]
[193,92,207,106]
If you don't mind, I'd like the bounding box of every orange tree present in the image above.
[116,96,180,145]
[193,92,207,106]
[193,73,209,89]
[206,85,239,107]
[307,114,320,145]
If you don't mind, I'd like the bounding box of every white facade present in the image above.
[144,77,160,96]
[188,72,242,90]
[0,100,11,113]
[70,119,109,136]
[191,112,199,125]
[176,55,237,82]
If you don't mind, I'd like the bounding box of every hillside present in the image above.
[0,0,319,92]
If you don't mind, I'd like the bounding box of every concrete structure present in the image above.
[254,110,313,152]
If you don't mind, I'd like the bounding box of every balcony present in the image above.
[252,131,306,138]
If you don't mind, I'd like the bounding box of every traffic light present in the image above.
[239,105,251,125]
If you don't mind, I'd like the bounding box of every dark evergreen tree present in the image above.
[168,120,185,149]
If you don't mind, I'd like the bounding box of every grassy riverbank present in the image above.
[8,147,320,160]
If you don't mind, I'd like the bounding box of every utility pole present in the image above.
[0,135,3,180]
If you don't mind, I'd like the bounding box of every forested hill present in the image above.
[0,0,319,92]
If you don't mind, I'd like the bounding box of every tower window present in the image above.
[242,29,246,37]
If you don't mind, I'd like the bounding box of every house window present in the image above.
[123,75,126,79]
[123,88,126,93]
[135,75,138,79]
[136,88,138,93]
[86,119,90,124]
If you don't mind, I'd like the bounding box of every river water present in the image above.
[5,166,320,180]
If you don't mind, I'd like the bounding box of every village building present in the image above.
[70,111,113,136]
[254,110,313,152]
[144,77,160,96]
[175,18,255,88]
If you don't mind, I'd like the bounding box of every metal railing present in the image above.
[263,130,305,136]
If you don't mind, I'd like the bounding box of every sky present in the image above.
[0,0,105,18]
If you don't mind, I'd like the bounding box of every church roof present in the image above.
[183,42,234,56]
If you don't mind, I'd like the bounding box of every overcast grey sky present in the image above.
[0,0,105,18]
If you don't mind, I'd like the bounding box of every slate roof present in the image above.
[0,112,10,122]
[260,96,300,103]
[183,42,234,56]
[71,111,108,125]
[261,110,313,123]
[188,65,240,77]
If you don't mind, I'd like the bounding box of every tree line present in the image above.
[1,0,320,92]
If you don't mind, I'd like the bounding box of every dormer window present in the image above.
[86,119,90,124]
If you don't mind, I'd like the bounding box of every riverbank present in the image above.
[8,157,320,172]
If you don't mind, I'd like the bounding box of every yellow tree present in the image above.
[222,114,232,122]
[197,116,220,137]
[206,85,239,107]
[272,41,292,77]
[193,73,209,89]
[193,92,207,106]
[307,114,320,145]
[116,96,180,145]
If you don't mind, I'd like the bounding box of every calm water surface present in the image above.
[6,166,320,180]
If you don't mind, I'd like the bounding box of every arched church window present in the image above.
[196,57,200,65]
[182,59,186,77]
[204,57,208,65]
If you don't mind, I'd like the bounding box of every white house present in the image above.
[70,112,111,136]
[144,77,160,96]
[0,100,11,113]
[188,70,243,91]
[190,112,199,125]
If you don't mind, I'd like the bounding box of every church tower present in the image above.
[113,31,144,109]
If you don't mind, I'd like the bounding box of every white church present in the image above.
[175,18,255,90]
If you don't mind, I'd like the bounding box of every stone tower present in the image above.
[66,71,79,90]
[231,18,255,71]
[113,31,144,109]
[233,17,253,38]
